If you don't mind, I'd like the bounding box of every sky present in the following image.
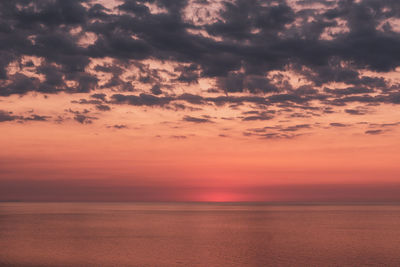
[1,0,400,202]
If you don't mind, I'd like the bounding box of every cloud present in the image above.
[345,108,369,115]
[111,93,172,107]
[23,114,51,121]
[243,123,312,139]
[280,124,311,132]
[96,104,111,111]
[73,114,95,124]
[150,84,163,95]
[182,115,213,123]
[242,111,274,121]
[244,131,302,140]
[0,110,17,122]
[365,129,383,135]
[171,135,187,139]
[0,0,399,94]
[1,0,400,132]
[91,93,107,101]
[330,122,349,127]
[67,109,98,124]
[108,124,128,129]
[0,110,51,122]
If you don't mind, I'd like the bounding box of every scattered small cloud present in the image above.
[183,116,214,123]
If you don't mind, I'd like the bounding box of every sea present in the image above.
[1,202,400,266]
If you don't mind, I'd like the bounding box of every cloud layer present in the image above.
[1,0,400,137]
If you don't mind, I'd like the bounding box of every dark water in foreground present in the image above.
[1,203,400,266]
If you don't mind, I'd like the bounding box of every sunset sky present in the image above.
[1,0,400,202]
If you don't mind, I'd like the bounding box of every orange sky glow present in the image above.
[1,0,400,201]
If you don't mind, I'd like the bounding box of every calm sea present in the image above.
[1,202,400,266]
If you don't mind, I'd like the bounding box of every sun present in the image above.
[195,192,244,202]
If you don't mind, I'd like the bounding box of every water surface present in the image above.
[1,202,400,266]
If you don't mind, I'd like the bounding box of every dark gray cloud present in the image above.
[1,0,400,127]
[345,108,369,115]
[23,114,51,121]
[330,122,349,127]
[243,123,313,138]
[74,114,97,124]
[91,93,107,101]
[111,93,172,106]
[280,124,311,132]
[1,0,399,88]
[369,122,400,128]
[96,104,111,111]
[365,129,383,135]
[108,124,128,129]
[67,108,97,124]
[109,93,273,109]
[243,131,302,139]
[150,84,163,95]
[0,110,51,122]
[242,111,274,121]
[0,110,17,122]
[174,64,199,84]
[72,99,103,105]
[182,115,213,123]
